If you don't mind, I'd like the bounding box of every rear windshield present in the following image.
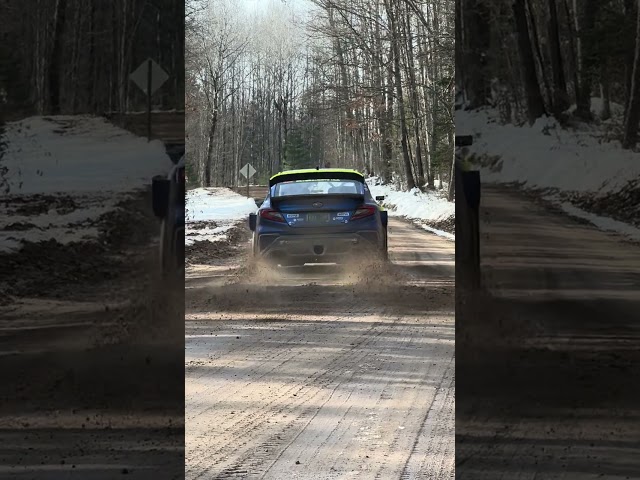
[273,179,364,197]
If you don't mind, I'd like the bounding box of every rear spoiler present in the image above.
[269,170,365,187]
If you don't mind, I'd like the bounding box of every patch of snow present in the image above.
[456,102,640,241]
[186,188,257,222]
[0,238,20,252]
[420,224,455,241]
[560,203,640,242]
[367,177,454,227]
[0,194,119,252]
[455,106,640,195]
[185,225,236,244]
[567,96,625,119]
[1,115,171,195]
[185,188,257,245]
[0,226,101,253]
[0,116,171,252]
[1,202,115,229]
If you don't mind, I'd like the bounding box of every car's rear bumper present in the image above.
[257,231,382,264]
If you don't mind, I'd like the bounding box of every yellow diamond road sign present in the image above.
[130,59,169,96]
[240,163,256,179]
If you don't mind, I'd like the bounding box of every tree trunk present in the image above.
[383,40,396,184]
[548,0,570,114]
[600,64,611,121]
[373,6,392,183]
[386,0,416,190]
[455,0,465,101]
[624,0,637,119]
[513,0,546,124]
[89,1,97,112]
[119,0,129,113]
[526,0,552,109]
[447,81,455,202]
[462,0,491,108]
[404,7,425,188]
[574,0,599,120]
[622,0,640,149]
[205,95,218,187]
[447,147,455,202]
[563,0,581,110]
[48,0,66,114]
[327,7,362,171]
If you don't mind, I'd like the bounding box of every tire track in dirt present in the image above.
[457,186,640,479]
[186,218,455,479]
[255,317,418,479]
[399,358,455,479]
[188,315,399,477]
[185,305,372,422]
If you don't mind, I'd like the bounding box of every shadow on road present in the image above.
[456,186,640,479]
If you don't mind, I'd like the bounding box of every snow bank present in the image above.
[560,203,640,242]
[1,115,171,195]
[455,103,640,241]
[367,178,455,239]
[0,116,172,252]
[185,188,257,245]
[568,97,625,119]
[455,107,640,195]
[421,225,455,241]
[184,183,455,245]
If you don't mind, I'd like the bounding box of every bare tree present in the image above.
[623,0,640,148]
[2,0,183,117]
[186,0,454,195]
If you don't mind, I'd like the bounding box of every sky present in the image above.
[240,0,311,15]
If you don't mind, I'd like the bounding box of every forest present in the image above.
[458,0,640,149]
[0,0,184,119]
[186,0,455,197]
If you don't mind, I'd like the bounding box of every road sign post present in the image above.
[147,59,152,141]
[239,163,257,198]
[130,58,169,142]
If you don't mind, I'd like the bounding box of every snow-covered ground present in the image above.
[185,183,455,244]
[1,116,169,195]
[456,101,640,241]
[367,178,455,240]
[0,116,172,252]
[185,188,257,245]
[456,107,640,194]
[560,202,640,241]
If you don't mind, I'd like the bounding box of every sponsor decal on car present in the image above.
[337,212,349,217]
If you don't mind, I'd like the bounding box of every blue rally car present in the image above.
[151,149,185,278]
[249,168,388,266]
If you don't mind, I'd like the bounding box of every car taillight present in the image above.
[351,205,376,220]
[259,208,286,223]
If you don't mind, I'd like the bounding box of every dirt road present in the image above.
[457,186,640,479]
[0,200,185,479]
[185,218,455,479]
[0,118,184,477]
[104,111,185,144]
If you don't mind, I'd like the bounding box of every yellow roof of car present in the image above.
[269,168,364,181]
